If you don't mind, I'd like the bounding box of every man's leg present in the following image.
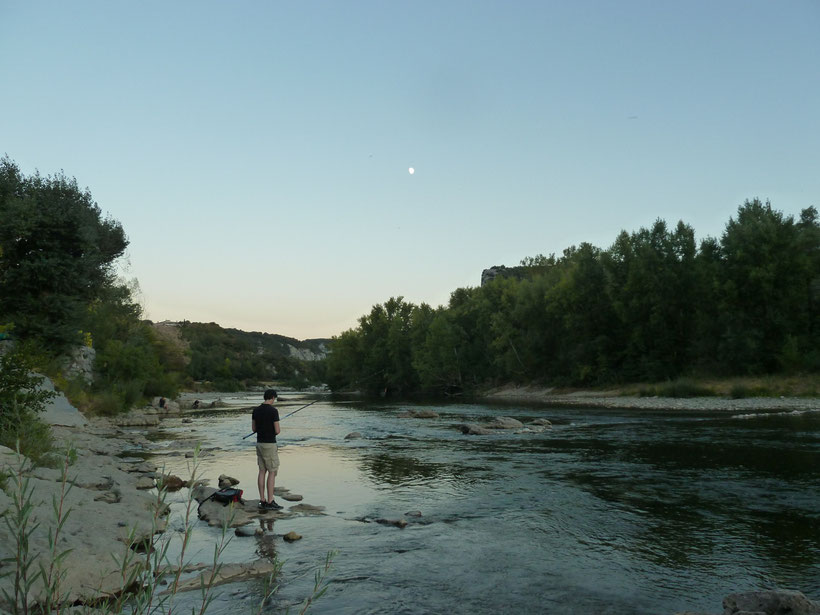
[257,468,268,503]
[266,470,276,503]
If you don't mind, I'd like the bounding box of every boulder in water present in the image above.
[410,410,440,419]
[376,518,408,529]
[159,474,185,491]
[487,416,524,429]
[723,590,820,615]
[457,423,494,435]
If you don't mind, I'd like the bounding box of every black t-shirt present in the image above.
[252,403,280,443]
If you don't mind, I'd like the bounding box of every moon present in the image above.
[408,167,415,175]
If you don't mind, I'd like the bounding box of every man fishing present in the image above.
[251,389,283,510]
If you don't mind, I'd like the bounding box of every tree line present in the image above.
[180,321,327,391]
[326,200,819,396]
[0,156,189,423]
[0,156,326,452]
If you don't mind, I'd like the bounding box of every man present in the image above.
[251,389,283,510]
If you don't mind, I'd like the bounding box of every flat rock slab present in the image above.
[196,497,294,527]
[35,376,89,428]
[164,559,277,593]
[288,503,326,515]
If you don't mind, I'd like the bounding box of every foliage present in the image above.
[0,156,127,351]
[0,349,55,461]
[328,200,820,395]
[180,321,328,390]
[0,157,194,414]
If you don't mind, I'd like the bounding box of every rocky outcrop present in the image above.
[287,342,329,362]
[481,265,530,286]
[60,345,96,385]
[457,416,553,435]
[35,377,89,428]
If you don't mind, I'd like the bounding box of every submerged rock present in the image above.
[376,518,408,529]
[289,503,325,514]
[283,531,302,542]
[398,410,440,419]
[345,432,363,440]
[457,423,494,436]
[165,560,277,593]
[723,590,820,615]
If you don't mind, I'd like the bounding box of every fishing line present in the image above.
[242,399,318,440]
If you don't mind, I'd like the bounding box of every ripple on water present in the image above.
[146,398,820,614]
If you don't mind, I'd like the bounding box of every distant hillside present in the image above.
[151,321,329,390]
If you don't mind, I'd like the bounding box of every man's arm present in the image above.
[252,419,257,433]
[274,421,281,436]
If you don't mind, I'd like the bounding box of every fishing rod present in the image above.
[242,400,318,439]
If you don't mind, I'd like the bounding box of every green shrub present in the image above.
[0,349,55,462]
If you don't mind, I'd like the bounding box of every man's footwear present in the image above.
[258,500,268,509]
[268,500,283,510]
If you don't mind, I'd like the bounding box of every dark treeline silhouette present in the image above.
[326,200,819,396]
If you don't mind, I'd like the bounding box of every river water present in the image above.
[148,394,820,615]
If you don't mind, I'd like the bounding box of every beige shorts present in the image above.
[256,443,280,472]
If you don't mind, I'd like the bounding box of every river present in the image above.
[147,394,820,615]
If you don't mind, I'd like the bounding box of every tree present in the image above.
[0,157,127,350]
[718,199,815,372]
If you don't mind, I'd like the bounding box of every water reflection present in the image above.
[149,398,820,614]
[359,452,478,487]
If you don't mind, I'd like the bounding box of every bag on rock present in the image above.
[212,488,244,504]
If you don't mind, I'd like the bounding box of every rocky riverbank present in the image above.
[484,384,820,413]
[0,390,299,610]
[0,417,168,605]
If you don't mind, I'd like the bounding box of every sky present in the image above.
[1,1,818,340]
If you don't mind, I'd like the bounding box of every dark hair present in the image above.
[264,389,278,401]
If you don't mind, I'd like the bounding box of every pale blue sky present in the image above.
[2,1,818,339]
